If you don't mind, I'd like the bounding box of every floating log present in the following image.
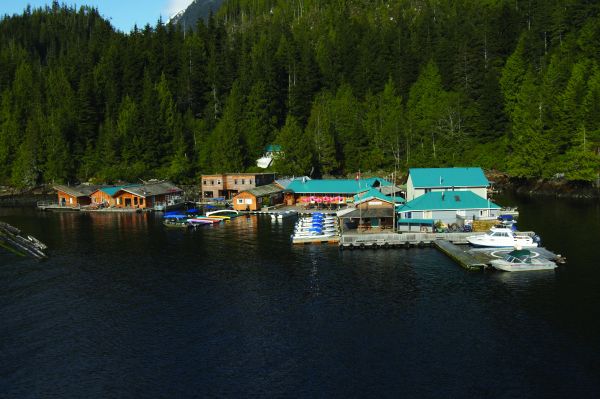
[0,222,48,260]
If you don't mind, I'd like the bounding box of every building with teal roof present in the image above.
[284,178,394,207]
[353,188,405,205]
[397,190,500,224]
[406,167,489,201]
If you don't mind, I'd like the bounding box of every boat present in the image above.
[490,248,557,271]
[467,227,540,248]
[163,218,191,228]
[206,209,239,218]
[188,217,222,224]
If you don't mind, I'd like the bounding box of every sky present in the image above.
[0,0,192,32]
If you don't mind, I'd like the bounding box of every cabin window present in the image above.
[69,197,73,204]
[250,179,253,185]
[204,191,213,198]
[140,198,144,206]
[116,198,121,205]
[480,210,483,216]
[234,179,238,184]
[237,199,244,204]
[134,197,138,205]
[203,180,207,185]
[242,179,246,184]
[210,180,214,185]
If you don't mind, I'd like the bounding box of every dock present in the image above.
[339,232,486,249]
[0,222,48,260]
[433,240,564,271]
[292,236,341,245]
[433,240,487,270]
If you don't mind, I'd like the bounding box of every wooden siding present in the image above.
[232,192,258,211]
[113,192,147,208]
[91,191,114,206]
[356,198,394,210]
[57,191,90,207]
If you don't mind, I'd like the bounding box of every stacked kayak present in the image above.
[292,213,338,239]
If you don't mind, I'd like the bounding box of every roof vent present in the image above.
[454,195,460,202]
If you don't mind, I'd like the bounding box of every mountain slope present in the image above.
[169,0,225,28]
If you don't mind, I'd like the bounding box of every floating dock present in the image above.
[433,240,487,270]
[339,232,488,248]
[0,222,48,260]
[292,236,341,245]
[433,240,564,271]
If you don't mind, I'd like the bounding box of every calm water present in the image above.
[1,194,600,398]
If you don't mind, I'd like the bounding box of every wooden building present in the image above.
[283,178,393,208]
[90,185,140,207]
[112,181,182,209]
[201,173,275,199]
[337,189,402,232]
[232,184,284,211]
[54,185,99,207]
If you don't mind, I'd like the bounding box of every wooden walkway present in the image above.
[339,232,485,248]
[433,240,487,270]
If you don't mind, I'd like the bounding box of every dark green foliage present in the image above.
[0,1,599,186]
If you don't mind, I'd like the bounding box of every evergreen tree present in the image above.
[274,114,313,176]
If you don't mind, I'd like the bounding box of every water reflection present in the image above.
[489,268,557,288]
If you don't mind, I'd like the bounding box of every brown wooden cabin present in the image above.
[232,184,283,211]
[338,189,398,232]
[201,173,276,199]
[54,185,98,207]
[112,181,182,209]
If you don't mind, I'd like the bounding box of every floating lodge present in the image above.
[39,181,183,211]
[27,167,565,268]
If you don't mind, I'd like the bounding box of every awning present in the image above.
[397,218,435,225]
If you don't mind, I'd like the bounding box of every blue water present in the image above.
[1,195,600,398]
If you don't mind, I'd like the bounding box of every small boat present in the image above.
[163,219,191,228]
[187,218,221,224]
[490,248,557,271]
[206,209,239,218]
[467,227,539,248]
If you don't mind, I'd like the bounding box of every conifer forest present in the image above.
[1,0,599,187]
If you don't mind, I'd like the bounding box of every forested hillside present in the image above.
[1,0,599,187]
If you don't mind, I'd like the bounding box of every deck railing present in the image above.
[36,201,80,209]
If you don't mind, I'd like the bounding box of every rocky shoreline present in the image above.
[488,172,600,199]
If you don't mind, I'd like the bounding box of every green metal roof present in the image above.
[409,167,489,188]
[265,144,282,152]
[353,188,405,204]
[287,179,373,194]
[397,191,500,212]
[99,184,140,196]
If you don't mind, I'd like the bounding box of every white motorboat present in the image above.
[467,227,539,248]
[490,249,556,271]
